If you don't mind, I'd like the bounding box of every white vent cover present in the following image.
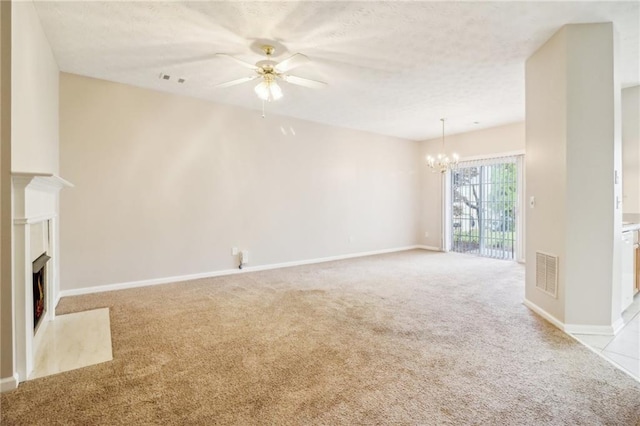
[536,252,558,298]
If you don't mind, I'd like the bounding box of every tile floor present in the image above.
[572,295,640,381]
[30,308,113,380]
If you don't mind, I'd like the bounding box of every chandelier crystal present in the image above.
[426,118,459,173]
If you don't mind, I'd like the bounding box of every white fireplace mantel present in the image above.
[10,172,73,386]
[12,172,72,186]
[13,170,72,192]
[13,172,73,222]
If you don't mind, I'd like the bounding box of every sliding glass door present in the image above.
[449,156,521,260]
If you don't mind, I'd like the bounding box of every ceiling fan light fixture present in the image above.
[269,81,283,100]
[254,80,283,102]
[254,81,270,100]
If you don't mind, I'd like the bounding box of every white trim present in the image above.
[13,213,56,225]
[0,374,19,392]
[523,298,564,331]
[416,245,442,251]
[524,298,624,336]
[516,155,525,262]
[458,150,526,163]
[60,246,422,298]
[11,172,74,190]
[442,172,451,252]
[564,318,625,336]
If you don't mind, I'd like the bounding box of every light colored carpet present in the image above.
[2,250,639,425]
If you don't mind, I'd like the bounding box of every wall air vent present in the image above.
[536,251,558,298]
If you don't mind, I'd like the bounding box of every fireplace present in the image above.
[7,172,73,388]
[32,253,51,332]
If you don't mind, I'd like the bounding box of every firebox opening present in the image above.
[32,253,51,333]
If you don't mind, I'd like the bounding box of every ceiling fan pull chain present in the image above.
[262,99,266,118]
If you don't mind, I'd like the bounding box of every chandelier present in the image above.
[426,118,459,173]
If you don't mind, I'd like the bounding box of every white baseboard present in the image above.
[416,245,442,251]
[523,298,564,331]
[0,373,19,392]
[60,269,229,298]
[613,317,626,335]
[524,298,624,336]
[60,245,423,298]
[564,318,624,336]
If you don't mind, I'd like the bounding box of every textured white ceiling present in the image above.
[34,1,639,141]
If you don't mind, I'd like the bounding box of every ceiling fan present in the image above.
[214,44,327,101]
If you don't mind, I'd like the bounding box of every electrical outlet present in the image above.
[231,247,239,256]
[424,232,429,238]
[349,236,354,243]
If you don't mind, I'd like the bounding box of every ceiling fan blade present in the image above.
[275,53,310,73]
[213,76,258,88]
[216,53,259,70]
[281,74,327,89]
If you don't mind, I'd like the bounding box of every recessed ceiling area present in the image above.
[33,1,639,141]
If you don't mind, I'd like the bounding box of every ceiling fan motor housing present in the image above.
[256,60,277,74]
[261,45,275,56]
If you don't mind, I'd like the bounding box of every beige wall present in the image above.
[0,0,13,383]
[563,24,620,327]
[11,1,59,174]
[622,85,640,214]
[525,23,621,329]
[525,28,568,323]
[417,122,525,249]
[2,0,60,386]
[59,73,420,290]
